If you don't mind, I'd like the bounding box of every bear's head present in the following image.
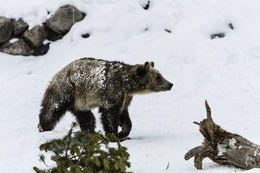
[131,62,173,94]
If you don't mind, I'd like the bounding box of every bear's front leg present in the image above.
[118,109,132,140]
[100,107,120,138]
[70,109,96,133]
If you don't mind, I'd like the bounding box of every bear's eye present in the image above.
[156,75,162,83]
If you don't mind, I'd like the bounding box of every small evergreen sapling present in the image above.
[34,122,131,173]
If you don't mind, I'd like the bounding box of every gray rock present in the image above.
[22,25,46,47]
[0,39,34,56]
[0,17,12,44]
[210,33,225,39]
[228,23,234,30]
[81,33,90,38]
[47,5,85,35]
[33,43,50,56]
[43,24,63,41]
[142,0,150,10]
[12,18,29,36]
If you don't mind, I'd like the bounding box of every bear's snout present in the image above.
[160,81,173,91]
[166,82,173,90]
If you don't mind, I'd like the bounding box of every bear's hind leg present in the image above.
[70,109,96,133]
[118,109,132,139]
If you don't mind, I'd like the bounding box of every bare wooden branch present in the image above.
[205,100,212,122]
[185,100,260,170]
[193,121,200,125]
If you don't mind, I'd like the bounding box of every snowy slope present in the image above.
[1,0,260,172]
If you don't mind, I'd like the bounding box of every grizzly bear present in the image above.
[38,58,173,139]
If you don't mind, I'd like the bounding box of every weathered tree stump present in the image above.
[185,100,260,170]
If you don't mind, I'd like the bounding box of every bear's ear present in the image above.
[150,61,154,67]
[144,62,150,72]
[136,62,150,76]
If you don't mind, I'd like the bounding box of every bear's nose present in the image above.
[169,83,173,90]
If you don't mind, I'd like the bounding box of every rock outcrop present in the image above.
[47,5,85,35]
[12,19,29,36]
[0,5,86,56]
[0,39,34,56]
[0,17,12,44]
[23,26,47,47]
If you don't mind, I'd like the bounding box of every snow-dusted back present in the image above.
[89,62,106,87]
[1,0,260,172]
[69,58,107,89]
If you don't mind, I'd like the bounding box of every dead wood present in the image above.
[185,100,260,170]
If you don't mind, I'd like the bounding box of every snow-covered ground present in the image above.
[1,0,260,172]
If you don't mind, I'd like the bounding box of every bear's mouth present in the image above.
[160,83,173,91]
